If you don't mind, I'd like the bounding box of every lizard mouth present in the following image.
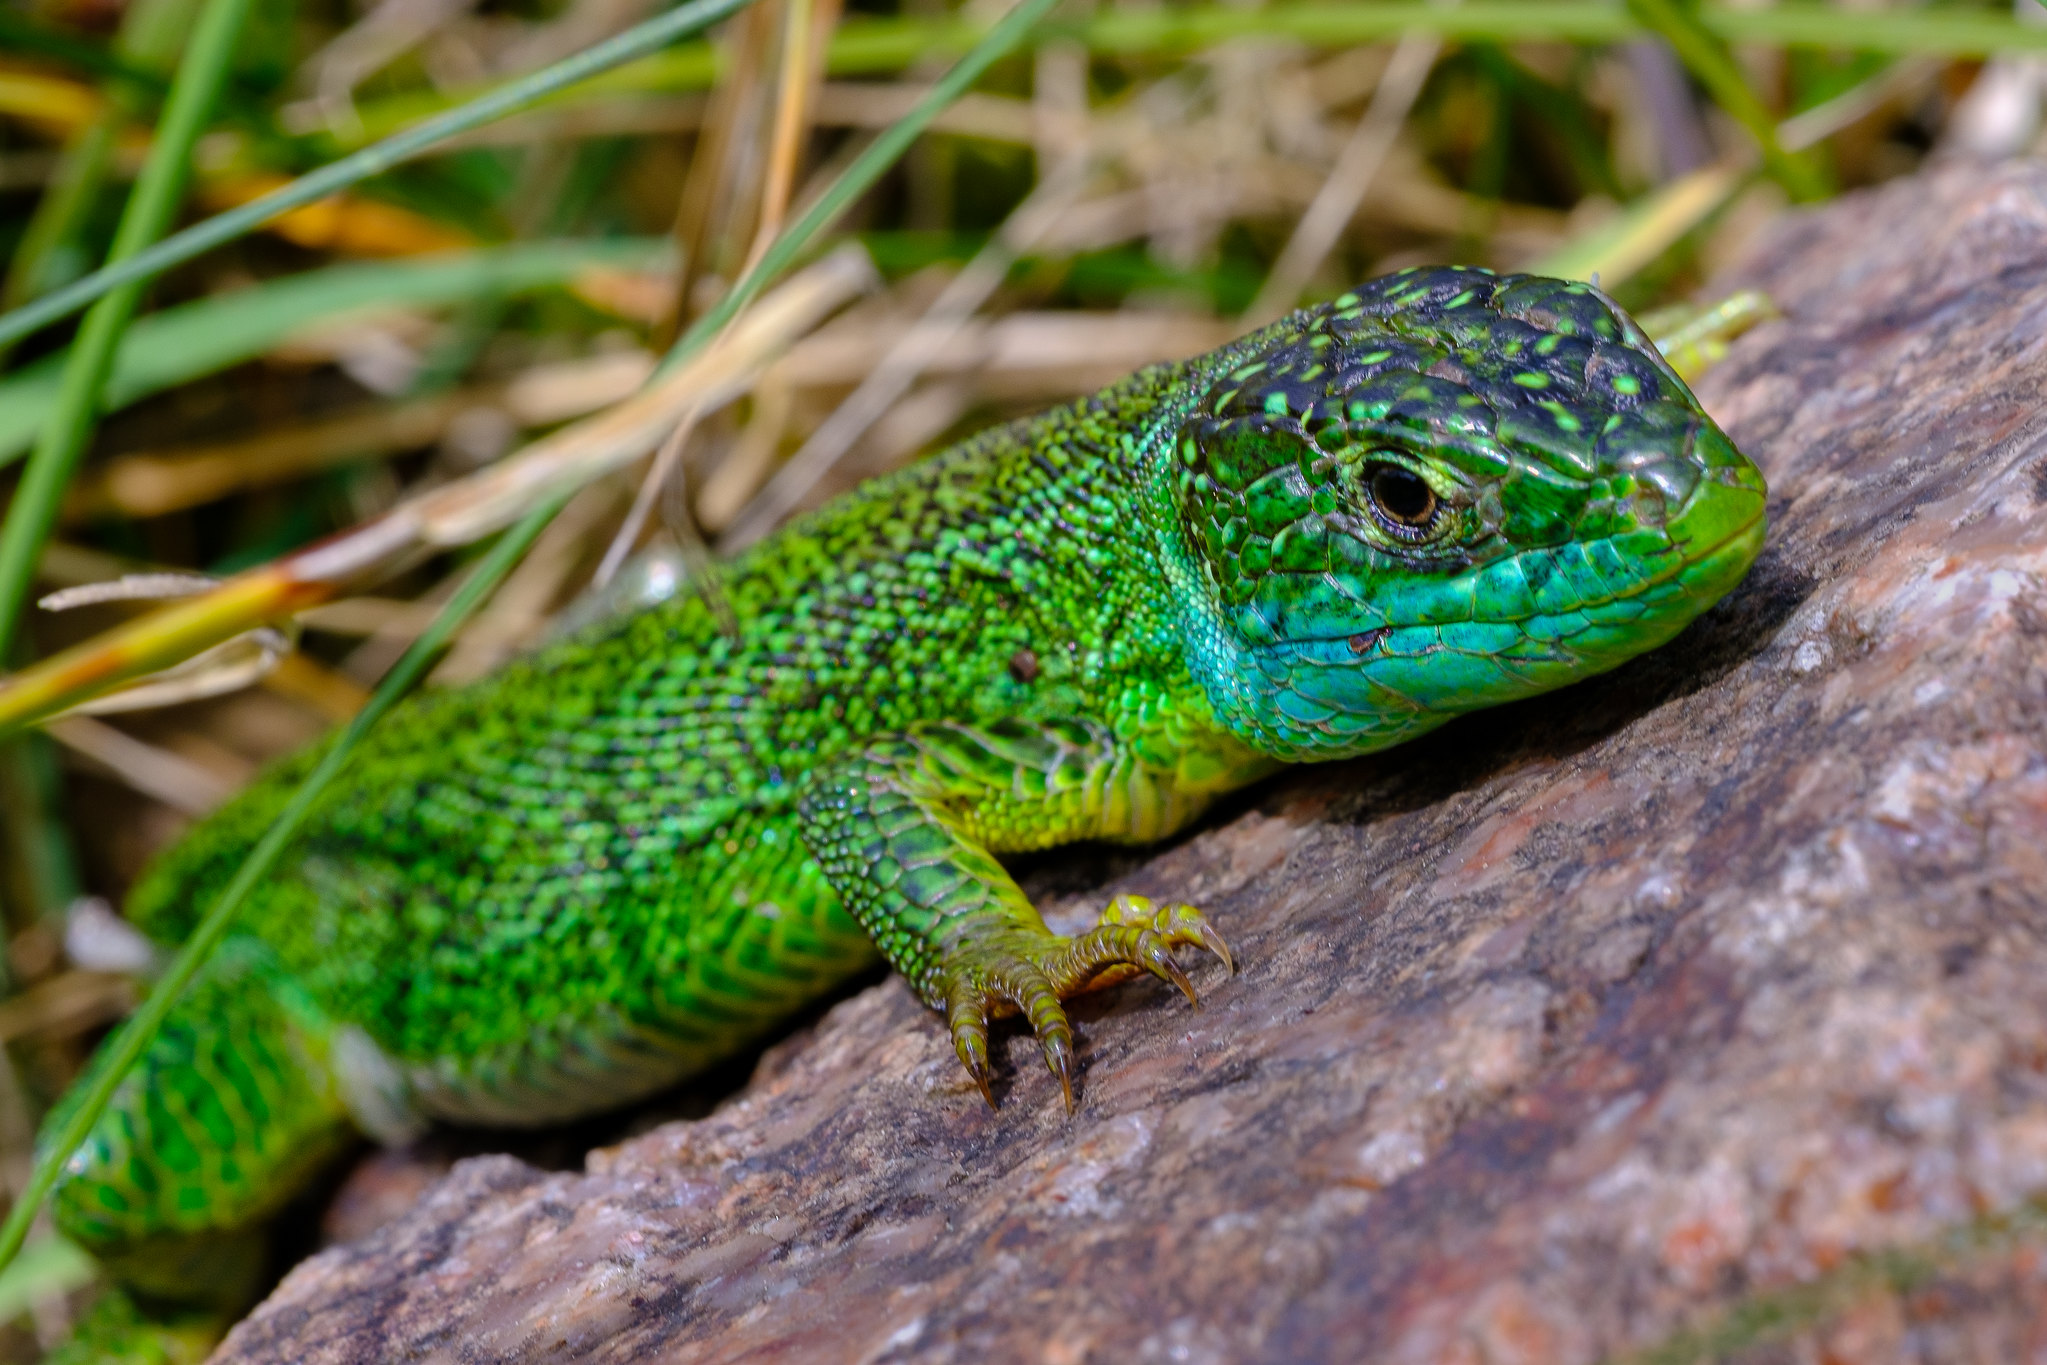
[1266,467,1767,725]
[1290,518,1763,662]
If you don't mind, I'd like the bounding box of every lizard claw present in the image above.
[946,983,997,1109]
[1014,971,1078,1112]
[934,896,1234,1110]
[1077,895,1235,995]
[1144,899,1236,978]
[946,958,1078,1111]
[1136,931,1200,1006]
[1040,1028,1075,1114]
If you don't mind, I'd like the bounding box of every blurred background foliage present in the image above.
[0,0,2043,1346]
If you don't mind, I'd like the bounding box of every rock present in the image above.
[213,159,2047,1365]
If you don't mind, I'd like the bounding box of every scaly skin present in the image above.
[42,268,1766,1321]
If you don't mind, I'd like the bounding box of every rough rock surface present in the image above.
[214,160,2047,1365]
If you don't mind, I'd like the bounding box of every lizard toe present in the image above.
[945,982,997,1109]
[1015,975,1075,1112]
[1100,894,1235,977]
[928,900,1231,1110]
[1055,921,1200,1006]
[945,959,1078,1110]
[1153,901,1236,977]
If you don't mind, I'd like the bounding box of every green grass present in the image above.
[0,239,673,463]
[0,0,256,658]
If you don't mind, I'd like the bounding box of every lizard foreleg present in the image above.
[798,717,1233,1109]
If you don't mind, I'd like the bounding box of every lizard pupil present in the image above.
[1365,464,1438,536]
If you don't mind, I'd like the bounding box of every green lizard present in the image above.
[39,266,1766,1352]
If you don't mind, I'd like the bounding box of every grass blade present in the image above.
[0,250,869,736]
[0,0,1061,731]
[0,493,567,1278]
[0,0,759,355]
[1532,162,1748,287]
[0,238,673,464]
[0,0,255,660]
[336,0,2047,139]
[1624,0,1826,201]
[663,0,1067,375]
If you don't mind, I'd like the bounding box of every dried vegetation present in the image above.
[0,0,2041,1345]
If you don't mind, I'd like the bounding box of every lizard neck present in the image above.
[1126,320,1355,765]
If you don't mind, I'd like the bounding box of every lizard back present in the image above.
[124,360,1219,1123]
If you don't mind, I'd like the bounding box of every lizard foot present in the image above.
[942,895,1233,1112]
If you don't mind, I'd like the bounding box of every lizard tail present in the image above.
[44,934,360,1308]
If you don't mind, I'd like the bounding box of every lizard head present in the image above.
[1165,266,1767,763]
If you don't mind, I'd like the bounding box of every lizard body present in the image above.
[40,268,1766,1328]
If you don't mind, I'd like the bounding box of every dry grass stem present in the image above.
[696,366,794,530]
[771,308,1232,391]
[603,0,838,581]
[259,653,373,722]
[0,247,871,733]
[1245,31,1443,326]
[0,971,137,1048]
[719,158,1087,550]
[43,715,237,815]
[667,1,781,332]
[741,0,830,269]
[434,478,623,682]
[592,385,706,587]
[61,398,470,523]
[296,597,451,638]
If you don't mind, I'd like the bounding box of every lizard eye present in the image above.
[1363,462,1440,540]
